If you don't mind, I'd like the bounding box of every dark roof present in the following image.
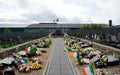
[27,23,83,28]
[0,23,108,28]
[27,23,108,28]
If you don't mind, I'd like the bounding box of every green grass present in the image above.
[0,39,32,48]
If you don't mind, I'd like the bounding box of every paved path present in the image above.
[46,38,77,75]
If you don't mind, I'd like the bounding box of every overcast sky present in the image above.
[0,0,120,27]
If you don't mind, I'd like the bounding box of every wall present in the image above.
[0,37,47,58]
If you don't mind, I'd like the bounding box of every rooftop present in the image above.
[27,23,108,28]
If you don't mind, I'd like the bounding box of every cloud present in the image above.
[0,0,120,27]
[22,10,59,22]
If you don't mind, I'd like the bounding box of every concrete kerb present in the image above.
[66,51,81,75]
[62,37,80,75]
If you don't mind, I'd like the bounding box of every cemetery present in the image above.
[0,23,120,75]
[0,0,120,74]
[64,34,120,75]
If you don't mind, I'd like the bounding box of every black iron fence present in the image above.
[0,28,120,48]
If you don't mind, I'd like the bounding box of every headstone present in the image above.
[111,35,117,41]
[85,35,88,39]
[117,33,120,41]
[81,44,89,48]
[106,34,111,42]
[90,56,100,63]
[92,51,101,55]
[4,67,15,75]
[13,59,22,67]
[92,34,94,40]
[103,34,106,40]
[82,58,90,64]
[107,55,119,66]
[84,47,92,51]
[95,61,105,68]
[0,57,14,65]
[100,35,103,40]
[16,47,18,52]
[95,55,119,68]
[96,35,100,40]
[94,34,97,40]
[105,34,109,41]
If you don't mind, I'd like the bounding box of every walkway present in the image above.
[45,38,77,75]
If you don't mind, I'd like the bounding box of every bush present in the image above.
[80,24,103,29]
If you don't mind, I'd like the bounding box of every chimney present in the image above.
[109,20,112,27]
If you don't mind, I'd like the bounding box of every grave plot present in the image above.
[63,34,120,75]
[0,37,54,75]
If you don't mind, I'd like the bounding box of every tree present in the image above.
[4,28,12,33]
[39,27,44,32]
[80,24,103,29]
